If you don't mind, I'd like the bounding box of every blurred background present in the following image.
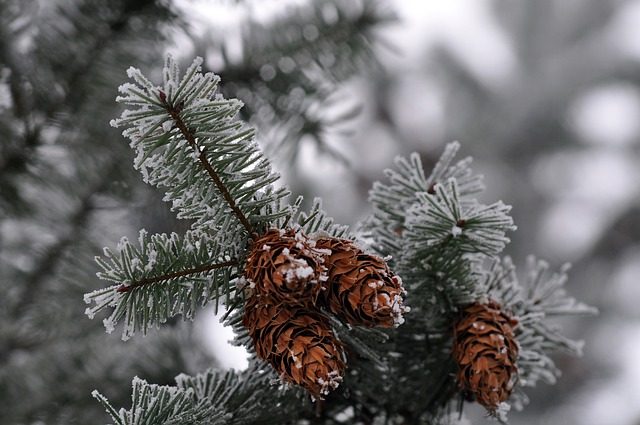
[1,0,639,423]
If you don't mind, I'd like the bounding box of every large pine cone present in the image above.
[243,295,346,399]
[244,229,327,306]
[315,237,408,328]
[452,300,519,412]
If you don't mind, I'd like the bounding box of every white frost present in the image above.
[493,402,511,422]
[145,249,158,272]
[317,369,343,396]
[103,317,116,334]
[472,322,485,330]
[126,66,140,78]
[368,280,383,289]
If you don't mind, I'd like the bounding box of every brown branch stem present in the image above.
[162,93,258,240]
[118,260,240,292]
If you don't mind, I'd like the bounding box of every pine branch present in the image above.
[365,143,515,314]
[111,55,290,234]
[247,0,391,79]
[83,46,598,423]
[405,180,515,257]
[363,142,484,260]
[116,260,240,293]
[95,364,308,425]
[205,0,395,163]
[161,92,257,239]
[87,54,295,338]
[296,197,351,238]
[86,230,241,339]
[474,255,597,411]
[93,377,212,425]
[359,142,595,420]
[178,364,306,425]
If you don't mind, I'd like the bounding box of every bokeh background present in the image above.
[1,0,638,423]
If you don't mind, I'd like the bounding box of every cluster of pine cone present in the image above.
[242,228,408,399]
[241,228,520,411]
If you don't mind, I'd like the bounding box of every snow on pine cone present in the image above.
[315,237,409,328]
[242,294,346,399]
[452,300,519,412]
[244,229,328,306]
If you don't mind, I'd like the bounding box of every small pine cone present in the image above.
[244,228,327,306]
[452,300,519,412]
[315,237,408,328]
[242,295,346,399]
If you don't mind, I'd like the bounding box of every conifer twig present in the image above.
[219,285,248,322]
[160,90,259,240]
[117,260,240,292]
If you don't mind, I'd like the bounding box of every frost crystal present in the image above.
[126,66,138,78]
[368,280,383,289]
[318,369,342,396]
[144,249,157,272]
[493,402,511,422]
[103,318,116,334]
[280,248,317,283]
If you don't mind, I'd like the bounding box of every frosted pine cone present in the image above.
[452,300,519,412]
[315,237,408,328]
[244,229,327,306]
[242,295,346,399]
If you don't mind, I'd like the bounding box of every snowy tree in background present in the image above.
[0,2,203,423]
[84,53,595,424]
[0,1,392,422]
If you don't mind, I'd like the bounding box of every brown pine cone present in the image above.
[244,229,328,306]
[452,300,519,412]
[315,237,408,328]
[242,294,346,399]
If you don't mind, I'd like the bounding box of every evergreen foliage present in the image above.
[3,1,624,424]
[87,229,238,339]
[85,54,595,424]
[95,361,307,425]
[0,1,210,423]
[200,0,395,162]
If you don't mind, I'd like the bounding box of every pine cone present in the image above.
[452,300,519,412]
[242,295,346,399]
[315,237,408,328]
[244,229,327,306]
